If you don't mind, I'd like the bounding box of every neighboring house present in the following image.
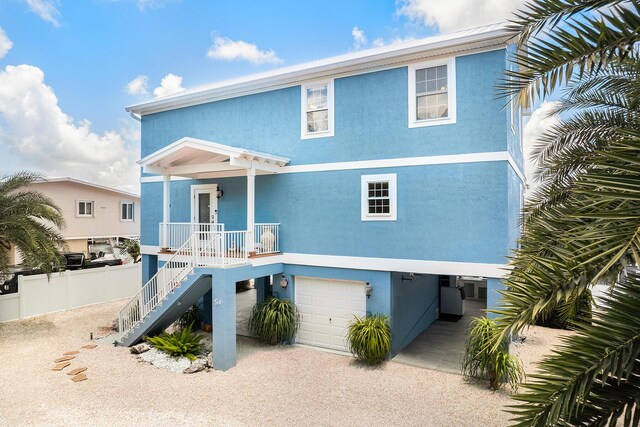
[121,23,524,371]
[8,177,140,264]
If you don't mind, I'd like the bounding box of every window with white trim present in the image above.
[301,80,334,139]
[77,200,94,217]
[408,58,456,128]
[120,201,134,221]
[361,174,397,221]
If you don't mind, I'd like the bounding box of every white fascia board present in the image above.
[138,136,290,170]
[147,249,508,278]
[144,162,242,176]
[126,24,511,116]
[139,151,515,182]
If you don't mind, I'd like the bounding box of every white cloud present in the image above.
[397,0,525,32]
[24,0,61,27]
[522,101,561,190]
[152,73,184,98]
[372,37,386,48]
[126,75,149,96]
[0,64,139,192]
[207,36,283,65]
[135,0,181,11]
[352,26,367,50]
[0,28,12,59]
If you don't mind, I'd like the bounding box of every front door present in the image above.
[192,186,218,225]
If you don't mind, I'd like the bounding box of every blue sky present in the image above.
[0,0,527,191]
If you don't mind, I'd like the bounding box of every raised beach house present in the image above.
[121,22,524,371]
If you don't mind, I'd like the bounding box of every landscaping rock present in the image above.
[130,343,151,354]
[206,352,213,367]
[111,318,119,332]
[67,367,87,376]
[51,361,71,371]
[183,362,206,374]
[71,373,87,382]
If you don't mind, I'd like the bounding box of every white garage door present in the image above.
[295,276,366,352]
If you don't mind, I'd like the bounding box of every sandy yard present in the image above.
[0,299,569,427]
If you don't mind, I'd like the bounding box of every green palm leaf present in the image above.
[0,172,66,276]
[507,271,640,426]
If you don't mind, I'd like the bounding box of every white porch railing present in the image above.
[119,223,281,342]
[254,223,280,254]
[159,222,225,251]
[193,230,248,266]
[119,235,195,339]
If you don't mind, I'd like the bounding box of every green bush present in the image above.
[462,317,524,390]
[177,303,201,330]
[248,297,299,345]
[534,289,593,330]
[347,314,391,365]
[147,323,203,361]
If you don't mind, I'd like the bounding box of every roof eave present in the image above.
[126,26,513,116]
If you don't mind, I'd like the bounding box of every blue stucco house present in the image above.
[120,22,524,371]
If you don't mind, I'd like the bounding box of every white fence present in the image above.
[0,263,141,323]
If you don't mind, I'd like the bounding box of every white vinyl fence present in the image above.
[0,263,141,323]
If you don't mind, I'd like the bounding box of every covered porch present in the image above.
[139,137,289,266]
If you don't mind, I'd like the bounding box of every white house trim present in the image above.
[300,79,335,139]
[139,150,526,183]
[190,184,219,223]
[506,152,526,183]
[361,174,397,221]
[126,23,511,116]
[272,253,508,279]
[141,246,508,279]
[407,57,457,128]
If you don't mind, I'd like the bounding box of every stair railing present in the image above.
[118,235,196,340]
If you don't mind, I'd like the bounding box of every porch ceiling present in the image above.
[138,137,290,178]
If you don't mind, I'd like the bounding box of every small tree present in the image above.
[0,172,66,275]
[118,239,141,263]
[462,317,524,390]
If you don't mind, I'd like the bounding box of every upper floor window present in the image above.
[361,174,397,221]
[301,79,334,139]
[120,201,134,222]
[77,200,93,218]
[408,58,456,128]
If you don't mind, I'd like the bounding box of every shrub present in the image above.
[534,289,593,330]
[177,303,201,330]
[462,316,524,390]
[347,314,391,365]
[147,323,203,361]
[248,297,298,345]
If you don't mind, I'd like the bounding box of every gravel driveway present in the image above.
[0,299,562,427]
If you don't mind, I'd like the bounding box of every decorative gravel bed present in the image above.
[0,299,569,426]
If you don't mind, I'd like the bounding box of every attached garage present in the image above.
[295,276,366,352]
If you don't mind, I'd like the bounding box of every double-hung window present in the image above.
[77,200,93,217]
[361,174,397,221]
[408,58,456,127]
[301,80,334,139]
[120,201,134,222]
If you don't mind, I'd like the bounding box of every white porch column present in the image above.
[162,174,171,249]
[246,167,255,253]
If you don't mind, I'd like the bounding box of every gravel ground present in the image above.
[0,300,569,427]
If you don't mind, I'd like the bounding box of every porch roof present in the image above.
[138,137,290,178]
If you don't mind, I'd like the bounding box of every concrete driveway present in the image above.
[392,299,485,373]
